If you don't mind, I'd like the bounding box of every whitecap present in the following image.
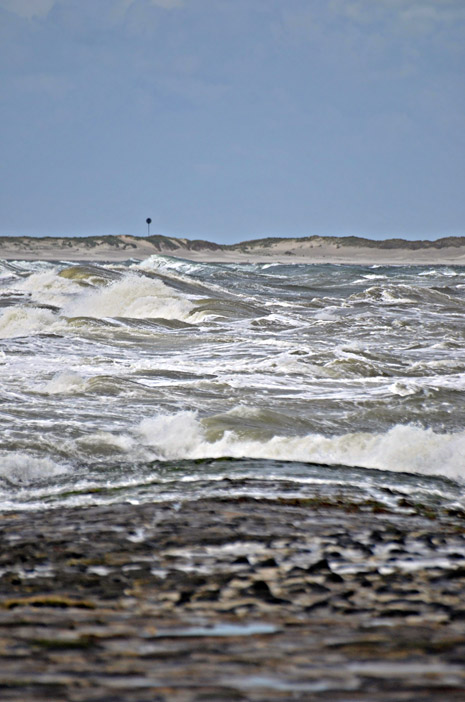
[0,453,69,485]
[0,306,59,339]
[75,431,135,455]
[137,412,202,460]
[63,273,195,322]
[134,412,465,482]
[40,370,88,395]
[13,269,82,307]
[388,381,422,396]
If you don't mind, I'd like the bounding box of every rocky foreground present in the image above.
[1,494,465,701]
[1,234,465,264]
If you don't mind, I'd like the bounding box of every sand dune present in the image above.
[1,233,465,264]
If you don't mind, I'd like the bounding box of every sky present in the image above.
[0,0,464,244]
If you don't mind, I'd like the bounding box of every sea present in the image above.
[0,255,464,514]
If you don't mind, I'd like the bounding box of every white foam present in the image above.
[13,270,82,307]
[381,289,414,304]
[314,308,340,321]
[135,256,244,304]
[0,453,69,485]
[40,370,88,395]
[135,412,465,481]
[63,274,195,321]
[0,306,59,339]
[0,273,197,337]
[350,285,414,305]
[389,381,422,396]
[352,274,387,284]
[138,412,202,459]
[136,255,208,277]
[75,431,135,454]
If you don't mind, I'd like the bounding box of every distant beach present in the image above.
[1,233,465,264]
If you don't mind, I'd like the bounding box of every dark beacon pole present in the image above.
[146,218,152,236]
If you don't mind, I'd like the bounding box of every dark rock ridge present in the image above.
[0,495,464,701]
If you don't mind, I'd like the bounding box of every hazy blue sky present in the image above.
[1,0,464,243]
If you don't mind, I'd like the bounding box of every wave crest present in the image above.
[0,306,58,339]
[63,274,195,321]
[0,453,69,486]
[136,412,465,481]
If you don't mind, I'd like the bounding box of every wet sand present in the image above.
[1,494,465,701]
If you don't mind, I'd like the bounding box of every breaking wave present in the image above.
[0,270,199,337]
[0,306,59,339]
[63,274,195,321]
[135,412,465,482]
[1,259,465,509]
[0,453,69,486]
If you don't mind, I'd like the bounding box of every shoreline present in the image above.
[2,250,464,266]
[1,495,464,700]
[1,234,465,265]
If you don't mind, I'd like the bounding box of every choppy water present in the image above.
[0,255,464,511]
